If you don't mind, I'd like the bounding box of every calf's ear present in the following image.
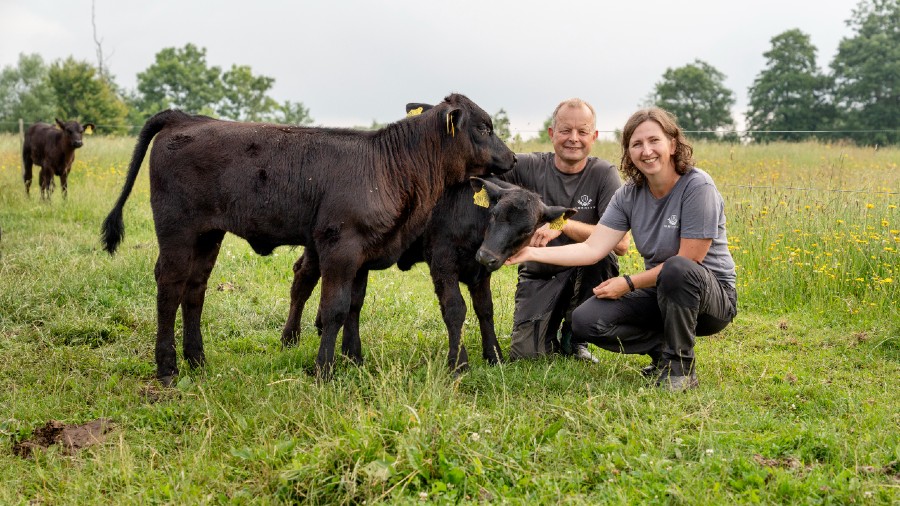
[470,177,507,205]
[56,118,65,129]
[445,107,462,137]
[405,103,433,116]
[541,205,577,224]
[83,123,95,134]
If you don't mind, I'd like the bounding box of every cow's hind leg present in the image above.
[468,276,502,365]
[154,238,194,386]
[433,271,470,374]
[22,151,33,196]
[282,249,321,347]
[181,230,225,371]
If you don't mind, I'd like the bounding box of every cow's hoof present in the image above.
[281,331,299,348]
[186,355,206,369]
[158,374,176,388]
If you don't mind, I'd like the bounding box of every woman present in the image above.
[506,107,737,391]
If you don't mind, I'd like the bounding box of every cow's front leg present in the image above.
[282,249,320,347]
[341,269,368,364]
[39,169,52,200]
[468,275,502,365]
[315,261,357,380]
[59,172,68,199]
[432,270,469,374]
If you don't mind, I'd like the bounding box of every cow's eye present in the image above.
[479,124,491,136]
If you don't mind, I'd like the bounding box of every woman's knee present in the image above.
[571,299,616,340]
[658,256,704,306]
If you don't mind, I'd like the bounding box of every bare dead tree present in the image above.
[91,0,113,81]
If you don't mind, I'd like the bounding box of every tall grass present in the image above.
[1,134,898,504]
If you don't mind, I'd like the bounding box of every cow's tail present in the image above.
[101,110,186,254]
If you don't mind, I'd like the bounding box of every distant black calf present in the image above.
[22,119,94,199]
[282,176,575,372]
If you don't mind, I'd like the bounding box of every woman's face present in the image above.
[627,120,677,178]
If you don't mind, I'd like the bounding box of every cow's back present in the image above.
[145,118,436,257]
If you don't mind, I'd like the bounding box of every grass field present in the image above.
[1,132,898,504]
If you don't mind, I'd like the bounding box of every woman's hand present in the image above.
[505,246,533,265]
[592,276,631,300]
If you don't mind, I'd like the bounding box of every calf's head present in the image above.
[471,177,576,271]
[407,96,515,179]
[55,118,95,149]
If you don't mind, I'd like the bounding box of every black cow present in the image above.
[283,177,576,373]
[101,94,515,385]
[23,119,95,199]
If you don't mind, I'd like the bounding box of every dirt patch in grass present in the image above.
[12,419,115,458]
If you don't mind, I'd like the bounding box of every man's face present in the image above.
[549,105,598,166]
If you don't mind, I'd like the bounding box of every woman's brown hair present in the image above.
[619,108,695,187]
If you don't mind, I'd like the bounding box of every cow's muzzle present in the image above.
[475,247,504,271]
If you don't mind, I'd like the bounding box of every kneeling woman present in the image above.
[506,107,737,391]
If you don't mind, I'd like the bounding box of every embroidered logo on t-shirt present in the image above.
[665,215,679,228]
[576,195,593,207]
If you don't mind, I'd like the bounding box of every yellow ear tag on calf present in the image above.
[446,114,455,137]
[85,125,93,135]
[407,107,423,117]
[473,187,490,208]
[548,215,567,231]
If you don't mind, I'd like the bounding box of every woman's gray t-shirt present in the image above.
[600,168,736,288]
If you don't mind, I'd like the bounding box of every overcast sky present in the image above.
[1,0,862,139]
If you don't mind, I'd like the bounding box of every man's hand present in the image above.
[530,223,562,247]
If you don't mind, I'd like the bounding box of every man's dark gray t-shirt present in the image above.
[600,167,736,288]
[502,152,621,262]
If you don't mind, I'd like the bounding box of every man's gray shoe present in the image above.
[655,365,699,391]
[573,343,600,364]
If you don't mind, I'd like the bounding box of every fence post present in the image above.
[19,118,25,150]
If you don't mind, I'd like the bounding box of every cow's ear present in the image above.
[55,118,65,129]
[83,123,96,135]
[471,177,507,206]
[445,107,462,138]
[541,205,577,226]
[405,103,432,117]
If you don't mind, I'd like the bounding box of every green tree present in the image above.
[746,29,835,143]
[219,64,278,121]
[537,115,552,143]
[0,53,56,132]
[831,0,900,145]
[492,108,511,143]
[48,57,129,134]
[277,100,313,126]
[135,43,223,119]
[649,59,736,141]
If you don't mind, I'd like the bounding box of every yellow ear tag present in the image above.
[85,125,93,135]
[473,187,490,208]
[407,107,423,117]
[446,113,455,137]
[548,215,567,231]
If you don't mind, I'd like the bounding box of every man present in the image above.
[501,98,627,361]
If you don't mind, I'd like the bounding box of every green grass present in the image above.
[1,134,898,504]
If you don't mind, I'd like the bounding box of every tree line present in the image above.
[0,43,313,136]
[1,0,896,145]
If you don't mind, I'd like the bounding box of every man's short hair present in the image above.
[550,98,597,131]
